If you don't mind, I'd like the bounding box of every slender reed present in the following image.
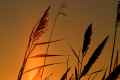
[109,0,120,74]
[40,3,67,79]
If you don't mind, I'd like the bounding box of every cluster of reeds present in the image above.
[17,1,120,80]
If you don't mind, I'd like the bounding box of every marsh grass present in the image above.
[18,1,120,80]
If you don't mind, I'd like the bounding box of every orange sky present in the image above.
[0,0,120,80]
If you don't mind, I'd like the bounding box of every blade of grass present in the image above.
[109,0,119,74]
[66,55,69,80]
[80,24,92,76]
[75,67,78,80]
[69,74,73,80]
[87,69,103,80]
[60,67,71,80]
[24,62,63,73]
[105,64,120,80]
[34,39,63,45]
[29,54,65,58]
[68,44,80,62]
[101,68,107,80]
[89,69,103,76]
[113,50,119,69]
[79,35,109,79]
[82,24,92,55]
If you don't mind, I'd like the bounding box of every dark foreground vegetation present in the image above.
[17,1,120,80]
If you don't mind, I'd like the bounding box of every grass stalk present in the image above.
[109,1,119,74]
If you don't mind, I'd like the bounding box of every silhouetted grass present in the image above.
[82,24,92,56]
[17,6,51,80]
[105,64,120,80]
[60,67,71,80]
[34,39,63,45]
[75,67,78,80]
[113,50,119,69]
[68,44,80,62]
[80,23,92,77]
[69,74,74,80]
[109,0,120,74]
[24,62,64,73]
[101,65,108,80]
[17,1,120,80]
[29,54,65,58]
[79,35,109,79]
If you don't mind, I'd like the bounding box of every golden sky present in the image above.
[0,0,120,80]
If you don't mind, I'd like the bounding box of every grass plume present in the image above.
[79,35,109,78]
[82,24,92,55]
